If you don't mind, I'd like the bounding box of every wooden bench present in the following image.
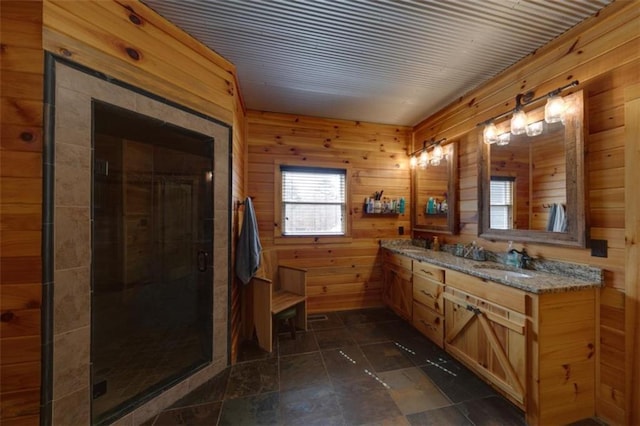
[250,250,307,352]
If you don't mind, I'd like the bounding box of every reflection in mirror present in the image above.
[489,121,565,231]
[413,141,458,234]
[479,90,586,247]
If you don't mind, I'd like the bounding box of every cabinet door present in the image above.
[382,262,412,321]
[444,287,526,407]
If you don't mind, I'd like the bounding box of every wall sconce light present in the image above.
[431,142,444,166]
[544,94,565,123]
[526,121,544,137]
[409,138,447,169]
[483,123,498,145]
[478,80,579,145]
[419,149,429,169]
[496,132,511,146]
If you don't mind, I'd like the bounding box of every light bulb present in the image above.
[545,95,565,123]
[483,123,498,144]
[431,143,443,164]
[526,121,544,137]
[409,155,417,169]
[496,133,510,146]
[511,110,527,135]
[419,150,428,169]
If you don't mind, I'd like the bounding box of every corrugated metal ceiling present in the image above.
[143,0,613,125]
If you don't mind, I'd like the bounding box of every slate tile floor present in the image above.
[143,308,605,426]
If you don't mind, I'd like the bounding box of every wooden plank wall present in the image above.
[1,0,247,423]
[624,84,640,426]
[413,2,639,424]
[246,111,412,313]
[0,2,44,424]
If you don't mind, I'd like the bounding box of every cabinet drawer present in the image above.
[445,269,527,314]
[413,302,444,348]
[383,249,412,270]
[412,260,444,283]
[413,274,444,314]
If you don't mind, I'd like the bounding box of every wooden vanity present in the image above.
[382,247,599,426]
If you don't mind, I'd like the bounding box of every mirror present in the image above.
[412,141,458,234]
[478,90,586,247]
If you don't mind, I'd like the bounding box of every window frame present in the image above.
[489,176,515,230]
[274,161,352,244]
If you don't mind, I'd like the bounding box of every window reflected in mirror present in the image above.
[489,177,514,229]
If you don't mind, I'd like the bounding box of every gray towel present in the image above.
[236,197,262,285]
[546,204,557,232]
[553,203,566,232]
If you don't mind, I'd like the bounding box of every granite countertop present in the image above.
[380,240,603,294]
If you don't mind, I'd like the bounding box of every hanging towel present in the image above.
[236,197,262,285]
[546,204,557,232]
[553,203,566,232]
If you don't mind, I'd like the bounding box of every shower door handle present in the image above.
[197,251,208,272]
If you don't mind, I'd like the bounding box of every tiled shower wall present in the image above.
[49,62,231,425]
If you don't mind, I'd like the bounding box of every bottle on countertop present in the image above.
[433,236,440,252]
[506,241,519,266]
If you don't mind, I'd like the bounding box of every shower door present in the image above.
[91,102,213,424]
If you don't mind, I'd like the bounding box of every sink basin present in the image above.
[474,264,532,279]
[401,248,428,254]
[501,271,532,279]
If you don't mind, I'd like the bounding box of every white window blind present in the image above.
[281,166,346,236]
[490,177,514,230]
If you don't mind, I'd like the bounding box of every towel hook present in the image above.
[236,196,254,210]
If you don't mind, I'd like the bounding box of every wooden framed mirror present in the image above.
[478,90,586,247]
[412,140,458,235]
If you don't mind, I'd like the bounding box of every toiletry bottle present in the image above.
[441,198,448,213]
[506,241,517,266]
[433,236,440,252]
[428,197,435,214]
[399,197,405,214]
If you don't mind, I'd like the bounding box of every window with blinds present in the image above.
[281,166,346,236]
[490,177,515,230]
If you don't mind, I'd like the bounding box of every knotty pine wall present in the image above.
[412,2,639,424]
[1,1,247,424]
[1,2,45,424]
[246,111,412,313]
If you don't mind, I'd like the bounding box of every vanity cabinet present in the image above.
[381,248,598,425]
[412,260,445,347]
[381,250,412,321]
[444,270,527,406]
[444,269,597,425]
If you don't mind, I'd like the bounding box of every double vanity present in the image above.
[380,240,602,426]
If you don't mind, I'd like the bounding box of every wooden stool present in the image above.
[274,306,298,341]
